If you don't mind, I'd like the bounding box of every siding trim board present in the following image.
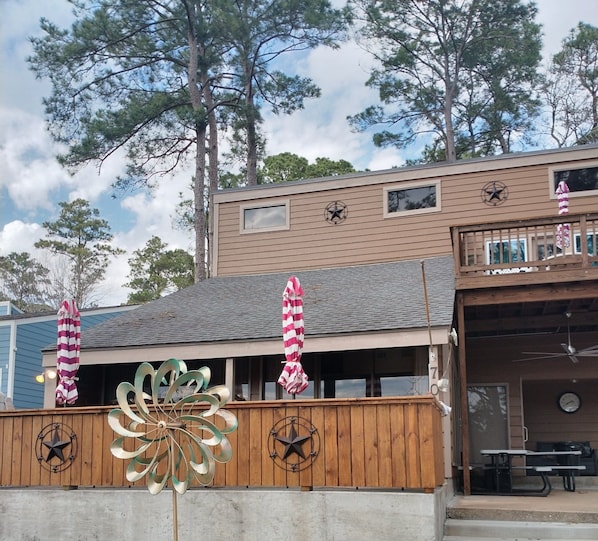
[7,321,16,398]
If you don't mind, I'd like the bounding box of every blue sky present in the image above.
[1,0,597,305]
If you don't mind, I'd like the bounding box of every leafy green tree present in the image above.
[0,252,51,311]
[34,199,124,308]
[543,23,598,147]
[305,157,356,178]
[259,152,309,183]
[124,236,194,304]
[259,153,356,183]
[349,0,542,162]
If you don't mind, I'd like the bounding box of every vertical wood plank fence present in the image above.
[0,396,444,491]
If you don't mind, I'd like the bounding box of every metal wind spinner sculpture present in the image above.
[108,358,238,540]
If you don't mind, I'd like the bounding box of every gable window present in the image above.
[384,180,441,217]
[240,201,289,233]
[550,161,598,197]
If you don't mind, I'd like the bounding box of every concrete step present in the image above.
[444,538,592,541]
[443,518,598,540]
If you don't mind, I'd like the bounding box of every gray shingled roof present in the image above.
[79,256,455,350]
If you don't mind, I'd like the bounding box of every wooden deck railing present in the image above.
[0,396,444,491]
[451,213,598,289]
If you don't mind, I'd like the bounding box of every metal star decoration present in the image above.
[43,426,70,463]
[325,201,348,224]
[275,423,311,459]
[481,181,508,206]
[268,416,319,472]
[36,422,77,473]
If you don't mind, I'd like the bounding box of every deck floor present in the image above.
[448,479,598,524]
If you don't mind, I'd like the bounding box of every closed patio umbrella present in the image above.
[278,276,308,396]
[556,180,570,249]
[55,299,81,406]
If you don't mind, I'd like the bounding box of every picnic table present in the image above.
[480,449,585,495]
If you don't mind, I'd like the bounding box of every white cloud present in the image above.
[536,0,596,59]
[367,147,405,172]
[0,109,71,212]
[262,41,383,170]
[0,220,45,255]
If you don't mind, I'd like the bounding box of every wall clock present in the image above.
[557,391,581,413]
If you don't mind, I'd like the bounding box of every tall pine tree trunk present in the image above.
[188,18,207,282]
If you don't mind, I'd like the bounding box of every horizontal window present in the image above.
[240,201,289,233]
[550,161,598,197]
[383,180,441,217]
[234,348,428,401]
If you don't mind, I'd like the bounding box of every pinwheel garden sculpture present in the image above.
[108,358,238,540]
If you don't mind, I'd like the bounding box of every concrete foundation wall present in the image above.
[0,487,448,541]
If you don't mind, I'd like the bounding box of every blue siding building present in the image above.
[0,302,137,409]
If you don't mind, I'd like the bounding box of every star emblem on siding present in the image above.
[481,181,508,206]
[325,201,348,224]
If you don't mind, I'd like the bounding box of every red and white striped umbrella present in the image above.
[278,276,309,395]
[556,180,570,249]
[55,300,81,406]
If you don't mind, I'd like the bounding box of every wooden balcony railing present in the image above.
[0,396,444,491]
[451,213,598,289]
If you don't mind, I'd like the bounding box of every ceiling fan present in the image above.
[514,312,598,363]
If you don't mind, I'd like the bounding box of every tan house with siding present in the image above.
[4,143,597,540]
[209,142,598,494]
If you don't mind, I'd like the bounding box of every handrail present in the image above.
[451,213,598,285]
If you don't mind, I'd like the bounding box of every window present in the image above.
[486,239,527,265]
[574,232,597,256]
[234,347,429,401]
[485,239,531,273]
[240,201,289,233]
[384,180,441,217]
[550,162,598,197]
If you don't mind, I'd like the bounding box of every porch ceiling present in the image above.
[465,297,598,338]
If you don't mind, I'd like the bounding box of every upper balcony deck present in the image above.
[451,213,598,290]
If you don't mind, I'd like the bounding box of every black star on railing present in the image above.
[274,423,312,460]
[42,426,71,464]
